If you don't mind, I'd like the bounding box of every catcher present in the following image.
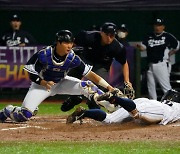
[67,89,180,125]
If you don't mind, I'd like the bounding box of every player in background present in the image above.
[0,14,36,46]
[137,18,179,100]
[61,22,134,111]
[0,30,115,123]
[67,89,180,125]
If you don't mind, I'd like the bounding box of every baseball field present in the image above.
[0,102,179,154]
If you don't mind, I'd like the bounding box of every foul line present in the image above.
[0,125,49,131]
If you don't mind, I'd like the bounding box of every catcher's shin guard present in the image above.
[10,107,33,122]
[0,105,19,122]
[0,109,8,122]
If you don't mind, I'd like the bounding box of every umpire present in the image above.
[61,22,134,111]
[137,18,179,100]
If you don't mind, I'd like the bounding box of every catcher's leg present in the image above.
[5,105,33,122]
[0,105,38,123]
[0,105,33,122]
[4,82,51,122]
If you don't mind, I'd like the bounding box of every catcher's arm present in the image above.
[85,71,114,91]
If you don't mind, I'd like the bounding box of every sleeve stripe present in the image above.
[83,65,93,76]
[24,65,39,75]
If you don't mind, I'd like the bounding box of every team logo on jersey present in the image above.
[148,38,165,47]
[6,38,21,46]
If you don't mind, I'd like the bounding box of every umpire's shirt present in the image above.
[142,31,179,64]
[74,31,127,70]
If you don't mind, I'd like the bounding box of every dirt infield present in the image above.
[0,115,179,142]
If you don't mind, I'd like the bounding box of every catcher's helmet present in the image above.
[56,30,74,43]
[161,89,180,103]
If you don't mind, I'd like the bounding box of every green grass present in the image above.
[0,102,87,116]
[0,141,179,154]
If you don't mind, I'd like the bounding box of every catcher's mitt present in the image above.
[124,82,135,100]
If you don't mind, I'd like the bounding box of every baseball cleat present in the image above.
[66,106,86,124]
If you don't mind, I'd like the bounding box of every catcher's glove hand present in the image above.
[111,88,127,98]
[97,88,127,102]
[124,82,135,100]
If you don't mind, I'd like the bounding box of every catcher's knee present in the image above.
[10,107,33,122]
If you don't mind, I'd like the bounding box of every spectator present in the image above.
[0,14,36,46]
[117,24,130,47]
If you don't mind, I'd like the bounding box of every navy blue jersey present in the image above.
[24,46,92,83]
[74,31,126,69]
[142,31,179,63]
[0,29,36,46]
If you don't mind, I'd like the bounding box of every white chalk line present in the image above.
[168,123,180,127]
[32,117,93,124]
[0,118,94,131]
[0,125,49,131]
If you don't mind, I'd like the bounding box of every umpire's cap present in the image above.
[56,30,74,43]
[101,22,117,34]
[10,14,21,21]
[153,18,165,26]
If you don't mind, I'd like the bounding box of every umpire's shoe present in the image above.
[66,106,86,124]
[61,96,83,112]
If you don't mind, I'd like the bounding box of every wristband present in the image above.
[98,78,110,89]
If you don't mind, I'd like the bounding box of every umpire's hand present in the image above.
[40,80,55,92]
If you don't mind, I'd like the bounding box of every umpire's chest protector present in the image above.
[38,46,81,83]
